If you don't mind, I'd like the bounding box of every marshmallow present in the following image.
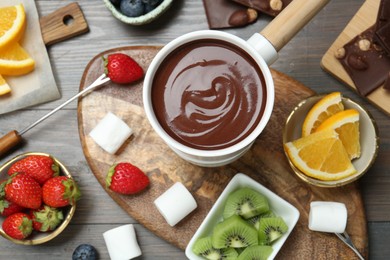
[308,201,347,233]
[103,224,142,260]
[154,182,197,226]
[89,112,133,154]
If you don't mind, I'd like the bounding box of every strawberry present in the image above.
[0,199,25,217]
[8,155,60,185]
[30,205,64,232]
[2,212,33,240]
[42,176,81,207]
[106,162,150,195]
[103,53,144,84]
[5,173,42,209]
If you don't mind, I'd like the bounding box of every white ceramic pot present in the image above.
[143,0,330,167]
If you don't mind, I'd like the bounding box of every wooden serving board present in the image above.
[77,46,368,259]
[321,0,390,116]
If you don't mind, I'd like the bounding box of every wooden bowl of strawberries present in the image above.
[0,152,81,245]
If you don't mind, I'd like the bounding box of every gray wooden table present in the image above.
[1,0,389,259]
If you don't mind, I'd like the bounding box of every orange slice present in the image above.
[0,43,35,76]
[0,75,11,96]
[302,92,344,137]
[316,109,360,160]
[0,4,26,51]
[284,129,356,181]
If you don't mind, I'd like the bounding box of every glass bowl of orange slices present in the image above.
[283,92,379,187]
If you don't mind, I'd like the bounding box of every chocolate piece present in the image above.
[374,0,390,54]
[231,0,293,17]
[202,0,257,29]
[337,26,390,96]
[384,71,390,90]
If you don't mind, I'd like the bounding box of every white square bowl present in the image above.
[185,173,300,260]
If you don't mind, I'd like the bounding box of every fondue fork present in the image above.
[0,74,110,157]
[335,232,365,260]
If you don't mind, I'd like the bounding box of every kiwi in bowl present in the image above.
[185,173,299,260]
[0,152,78,245]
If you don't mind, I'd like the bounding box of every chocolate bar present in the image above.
[231,0,293,17]
[374,0,390,54]
[202,0,258,29]
[336,26,390,96]
[384,71,390,91]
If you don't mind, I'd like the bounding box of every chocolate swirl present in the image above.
[152,39,266,150]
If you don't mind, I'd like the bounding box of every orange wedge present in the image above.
[0,75,11,96]
[284,129,356,181]
[316,109,360,160]
[0,4,26,51]
[302,92,344,137]
[0,43,35,76]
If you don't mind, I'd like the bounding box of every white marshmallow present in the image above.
[103,224,142,260]
[154,182,197,226]
[89,112,133,154]
[308,201,347,233]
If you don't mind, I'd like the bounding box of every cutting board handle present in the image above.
[39,2,89,46]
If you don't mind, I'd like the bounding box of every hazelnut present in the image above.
[358,39,371,51]
[228,8,258,27]
[270,0,283,11]
[334,48,346,59]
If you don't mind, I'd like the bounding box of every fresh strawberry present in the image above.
[30,205,64,232]
[0,199,25,217]
[5,173,42,209]
[42,176,81,207]
[8,155,59,185]
[2,212,33,240]
[103,53,144,84]
[106,162,150,195]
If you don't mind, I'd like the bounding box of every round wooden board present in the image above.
[77,46,368,258]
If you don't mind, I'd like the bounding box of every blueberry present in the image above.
[120,0,145,17]
[144,0,162,13]
[109,0,121,6]
[142,0,161,5]
[72,244,98,260]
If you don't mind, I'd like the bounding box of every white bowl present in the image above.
[102,0,173,25]
[185,173,300,259]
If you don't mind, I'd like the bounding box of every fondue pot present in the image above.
[143,0,330,167]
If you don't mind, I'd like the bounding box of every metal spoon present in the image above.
[335,231,365,260]
[0,73,110,157]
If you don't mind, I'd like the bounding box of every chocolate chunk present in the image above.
[337,26,390,96]
[202,0,257,29]
[384,71,390,90]
[231,0,293,17]
[374,0,390,54]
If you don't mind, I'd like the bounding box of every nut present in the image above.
[270,0,283,11]
[228,8,258,27]
[347,54,368,70]
[334,48,346,59]
[358,39,371,51]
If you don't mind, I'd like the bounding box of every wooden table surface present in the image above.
[0,0,389,259]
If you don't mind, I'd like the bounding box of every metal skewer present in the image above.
[0,74,110,157]
[335,232,365,260]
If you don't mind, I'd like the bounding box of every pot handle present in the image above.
[261,0,330,52]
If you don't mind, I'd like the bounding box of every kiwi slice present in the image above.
[247,211,277,230]
[223,187,269,219]
[258,217,288,245]
[192,236,238,260]
[237,245,273,260]
[212,215,258,249]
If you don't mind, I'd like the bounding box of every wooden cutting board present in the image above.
[321,0,390,116]
[77,46,368,259]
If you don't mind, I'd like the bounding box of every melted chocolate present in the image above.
[151,39,267,150]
